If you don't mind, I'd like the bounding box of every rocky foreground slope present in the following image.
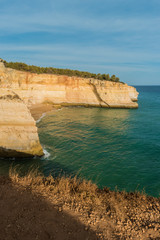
[1,171,159,240]
[0,61,138,157]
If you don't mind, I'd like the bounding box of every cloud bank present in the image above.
[0,0,160,85]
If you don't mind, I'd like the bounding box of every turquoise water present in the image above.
[1,86,160,197]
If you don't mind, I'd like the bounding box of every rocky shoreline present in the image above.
[0,61,139,158]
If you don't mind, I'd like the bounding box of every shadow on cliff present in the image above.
[0,176,99,240]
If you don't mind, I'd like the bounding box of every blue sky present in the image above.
[0,0,160,85]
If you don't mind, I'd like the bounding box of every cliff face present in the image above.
[0,89,43,157]
[0,62,138,157]
[0,63,138,108]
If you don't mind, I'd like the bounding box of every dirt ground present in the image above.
[1,171,160,240]
[0,176,98,240]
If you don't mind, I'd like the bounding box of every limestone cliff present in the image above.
[0,89,43,157]
[0,62,138,157]
[0,62,138,108]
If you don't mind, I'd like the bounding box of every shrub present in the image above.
[4,61,121,82]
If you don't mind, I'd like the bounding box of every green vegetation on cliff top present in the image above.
[2,59,120,82]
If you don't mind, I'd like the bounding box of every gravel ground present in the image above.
[1,172,160,240]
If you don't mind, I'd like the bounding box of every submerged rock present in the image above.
[0,89,43,157]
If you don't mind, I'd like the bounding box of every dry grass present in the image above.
[8,167,160,239]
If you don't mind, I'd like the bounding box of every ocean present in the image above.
[1,86,160,197]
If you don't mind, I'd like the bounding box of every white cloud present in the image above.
[0,0,160,85]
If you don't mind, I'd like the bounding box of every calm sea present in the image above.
[1,86,160,197]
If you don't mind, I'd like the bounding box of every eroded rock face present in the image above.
[0,89,43,157]
[0,62,138,157]
[0,62,138,108]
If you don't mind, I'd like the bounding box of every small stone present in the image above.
[59,207,62,212]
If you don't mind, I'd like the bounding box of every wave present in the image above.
[42,149,51,159]
[36,113,46,123]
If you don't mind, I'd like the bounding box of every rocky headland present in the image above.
[0,61,138,157]
[1,62,160,240]
[0,89,43,157]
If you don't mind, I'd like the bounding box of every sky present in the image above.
[0,0,160,85]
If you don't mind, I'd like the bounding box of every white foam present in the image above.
[42,149,51,159]
[36,113,46,123]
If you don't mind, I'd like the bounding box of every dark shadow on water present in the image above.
[0,156,80,180]
[0,176,99,240]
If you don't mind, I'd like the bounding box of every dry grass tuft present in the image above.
[8,167,160,240]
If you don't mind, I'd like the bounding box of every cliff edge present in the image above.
[0,62,138,157]
[0,62,138,109]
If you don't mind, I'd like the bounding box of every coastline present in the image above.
[1,170,160,240]
[0,61,139,158]
[29,103,58,121]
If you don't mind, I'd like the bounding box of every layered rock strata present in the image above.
[0,62,138,157]
[0,63,138,109]
[0,89,43,157]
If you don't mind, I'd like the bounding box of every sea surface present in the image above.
[1,86,160,197]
